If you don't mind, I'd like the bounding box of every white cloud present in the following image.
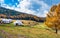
[29,0,49,17]
[0,0,4,2]
[0,0,4,5]
[0,0,50,17]
[43,10,48,17]
[16,0,36,14]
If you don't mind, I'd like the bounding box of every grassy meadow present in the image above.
[0,20,60,38]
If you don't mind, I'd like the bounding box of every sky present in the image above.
[0,0,60,17]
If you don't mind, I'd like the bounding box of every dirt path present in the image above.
[0,31,3,38]
[0,30,26,38]
[0,36,3,38]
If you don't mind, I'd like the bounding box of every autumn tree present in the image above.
[45,4,60,34]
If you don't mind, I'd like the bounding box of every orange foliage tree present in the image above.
[45,4,60,34]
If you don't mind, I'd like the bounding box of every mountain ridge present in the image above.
[0,6,45,22]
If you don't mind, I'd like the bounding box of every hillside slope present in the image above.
[0,7,45,22]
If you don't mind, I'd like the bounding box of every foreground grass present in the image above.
[0,23,60,38]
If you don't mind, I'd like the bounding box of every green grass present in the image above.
[0,23,60,38]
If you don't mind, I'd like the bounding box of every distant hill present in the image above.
[0,7,45,22]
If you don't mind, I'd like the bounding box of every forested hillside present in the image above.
[0,7,45,22]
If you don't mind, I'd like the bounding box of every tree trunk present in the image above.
[55,25,58,34]
[56,28,58,34]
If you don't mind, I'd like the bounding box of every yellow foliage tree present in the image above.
[45,4,60,34]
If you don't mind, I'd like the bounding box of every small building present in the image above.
[1,19,12,23]
[14,20,23,26]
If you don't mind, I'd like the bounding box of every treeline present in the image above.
[0,14,45,22]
